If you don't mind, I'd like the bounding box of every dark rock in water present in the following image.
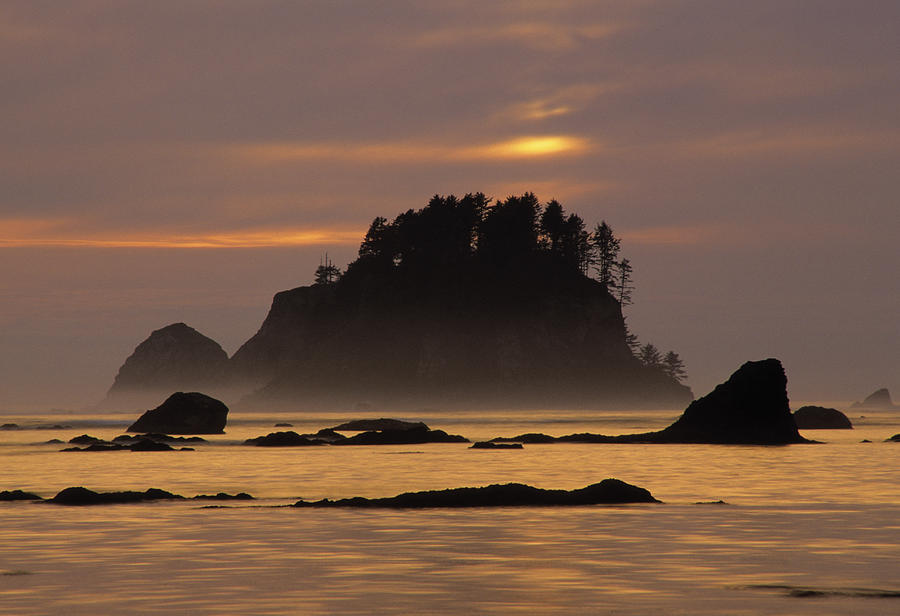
[694,500,730,505]
[44,439,64,444]
[332,418,428,432]
[293,478,659,508]
[490,433,556,444]
[61,443,127,452]
[885,434,900,442]
[487,359,808,445]
[310,428,347,442]
[861,439,872,443]
[127,392,228,434]
[851,388,897,409]
[129,439,175,451]
[69,434,103,445]
[793,406,853,429]
[244,431,326,446]
[274,423,293,427]
[192,492,254,500]
[470,441,523,449]
[334,425,468,445]
[49,487,184,505]
[36,424,68,430]
[112,433,206,444]
[0,423,19,430]
[0,489,43,501]
[105,323,229,405]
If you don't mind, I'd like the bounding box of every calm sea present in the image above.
[1,407,898,615]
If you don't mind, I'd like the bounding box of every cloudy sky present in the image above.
[2,0,898,410]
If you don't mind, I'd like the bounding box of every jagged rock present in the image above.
[0,490,43,501]
[127,392,228,434]
[68,434,103,445]
[244,431,326,446]
[48,487,184,505]
[334,425,468,445]
[104,323,229,406]
[293,479,659,508]
[851,388,897,409]
[470,441,523,449]
[332,418,428,432]
[793,406,853,429]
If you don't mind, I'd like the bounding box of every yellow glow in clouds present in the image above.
[467,135,589,159]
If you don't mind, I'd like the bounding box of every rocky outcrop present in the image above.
[793,406,853,429]
[489,359,809,445]
[470,441,523,449]
[47,487,253,505]
[0,489,42,501]
[334,425,468,445]
[332,418,427,431]
[293,479,659,508]
[244,431,326,446]
[851,388,897,409]
[104,323,229,408]
[127,392,228,434]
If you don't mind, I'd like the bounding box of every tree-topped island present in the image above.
[104,193,692,410]
[226,193,692,410]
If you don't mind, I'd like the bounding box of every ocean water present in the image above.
[1,408,899,615]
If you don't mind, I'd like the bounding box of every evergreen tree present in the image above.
[637,343,662,368]
[662,351,688,382]
[616,258,634,306]
[591,221,620,289]
[314,253,342,285]
[622,318,640,355]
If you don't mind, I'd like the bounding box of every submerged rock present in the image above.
[127,392,228,434]
[49,487,184,505]
[332,418,427,432]
[851,388,897,409]
[0,489,43,501]
[793,406,853,429]
[244,431,326,446]
[293,478,659,508]
[470,441,523,449]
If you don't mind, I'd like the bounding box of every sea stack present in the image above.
[104,323,229,408]
[851,388,896,410]
[127,392,229,434]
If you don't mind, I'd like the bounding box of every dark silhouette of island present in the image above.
[127,392,228,434]
[243,421,468,446]
[470,441,524,449]
[793,406,853,429]
[851,388,897,410]
[490,359,809,445]
[0,490,42,501]
[292,478,658,508]
[102,193,693,411]
[60,433,205,452]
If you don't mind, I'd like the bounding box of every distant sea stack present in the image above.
[103,323,229,408]
[851,388,897,410]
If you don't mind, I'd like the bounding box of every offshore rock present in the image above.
[333,425,468,445]
[470,441,523,449]
[127,392,228,434]
[293,479,659,508]
[104,323,229,408]
[244,431,326,446]
[490,433,556,444]
[851,388,897,409]
[49,487,184,505]
[793,406,853,429]
[0,489,43,501]
[332,418,427,432]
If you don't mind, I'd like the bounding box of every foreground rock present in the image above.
[0,490,43,501]
[47,487,253,505]
[793,406,853,429]
[244,431,327,446]
[293,479,658,508]
[851,388,897,409]
[490,359,808,445]
[127,392,228,434]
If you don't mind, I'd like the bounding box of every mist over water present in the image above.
[2,408,899,614]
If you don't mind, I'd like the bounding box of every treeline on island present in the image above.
[105,193,693,411]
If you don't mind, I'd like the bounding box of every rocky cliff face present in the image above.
[103,323,229,408]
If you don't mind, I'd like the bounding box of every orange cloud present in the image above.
[0,220,364,249]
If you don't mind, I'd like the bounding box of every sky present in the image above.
[1,0,898,410]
